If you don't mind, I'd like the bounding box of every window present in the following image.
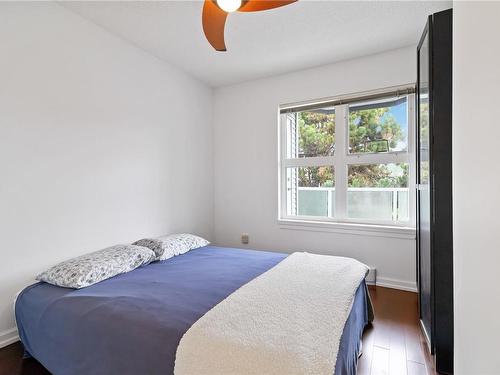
[279,87,415,227]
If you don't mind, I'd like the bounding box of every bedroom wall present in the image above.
[453,2,500,373]
[213,47,417,291]
[0,3,213,346]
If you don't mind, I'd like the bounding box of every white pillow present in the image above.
[36,244,155,289]
[135,233,209,261]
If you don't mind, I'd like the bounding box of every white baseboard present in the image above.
[367,277,418,293]
[0,327,19,348]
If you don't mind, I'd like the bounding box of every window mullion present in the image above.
[345,152,409,165]
[279,113,288,219]
[408,93,416,227]
[282,156,336,168]
[334,104,348,219]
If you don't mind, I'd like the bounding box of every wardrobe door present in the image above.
[417,10,453,373]
[417,18,433,352]
[430,9,453,374]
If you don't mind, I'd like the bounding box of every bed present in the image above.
[15,246,373,375]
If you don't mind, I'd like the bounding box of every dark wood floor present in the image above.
[0,343,50,375]
[359,286,435,375]
[0,286,434,375]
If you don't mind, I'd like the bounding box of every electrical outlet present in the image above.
[241,233,249,244]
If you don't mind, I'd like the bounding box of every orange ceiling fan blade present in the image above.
[238,0,297,12]
[202,0,228,51]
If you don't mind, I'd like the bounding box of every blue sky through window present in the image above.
[383,100,408,151]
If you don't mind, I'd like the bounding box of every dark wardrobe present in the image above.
[416,9,453,375]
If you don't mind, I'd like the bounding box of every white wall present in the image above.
[453,2,500,373]
[213,47,417,291]
[0,2,213,345]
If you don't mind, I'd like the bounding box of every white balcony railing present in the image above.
[296,187,409,221]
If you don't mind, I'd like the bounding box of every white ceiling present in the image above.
[62,1,451,87]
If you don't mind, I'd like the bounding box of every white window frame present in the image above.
[278,86,416,237]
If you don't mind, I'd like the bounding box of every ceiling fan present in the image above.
[202,0,297,51]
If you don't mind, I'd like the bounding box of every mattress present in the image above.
[15,246,370,375]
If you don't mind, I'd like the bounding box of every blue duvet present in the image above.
[16,246,369,375]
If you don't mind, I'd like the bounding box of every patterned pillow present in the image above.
[36,244,155,289]
[157,233,210,258]
[132,238,172,261]
[135,233,209,261]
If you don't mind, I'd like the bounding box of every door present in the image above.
[417,19,433,352]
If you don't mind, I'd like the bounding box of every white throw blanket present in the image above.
[174,252,369,375]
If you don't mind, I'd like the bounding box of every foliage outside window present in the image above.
[280,91,414,226]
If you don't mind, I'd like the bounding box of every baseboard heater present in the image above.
[365,267,376,285]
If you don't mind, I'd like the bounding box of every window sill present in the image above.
[277,219,416,239]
